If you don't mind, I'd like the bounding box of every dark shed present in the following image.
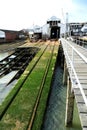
[47,16,61,39]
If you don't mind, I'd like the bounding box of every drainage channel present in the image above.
[0,47,40,105]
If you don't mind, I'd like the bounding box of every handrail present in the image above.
[68,37,87,51]
[66,40,87,64]
[61,38,87,106]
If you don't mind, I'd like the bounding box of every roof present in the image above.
[81,24,87,32]
[29,25,42,33]
[47,16,61,22]
[0,29,19,33]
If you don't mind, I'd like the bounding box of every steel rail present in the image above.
[0,43,49,120]
[27,43,55,130]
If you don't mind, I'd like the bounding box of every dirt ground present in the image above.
[0,40,26,53]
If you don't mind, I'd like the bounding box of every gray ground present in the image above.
[0,40,26,53]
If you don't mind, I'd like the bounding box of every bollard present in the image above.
[63,60,68,85]
[65,76,74,126]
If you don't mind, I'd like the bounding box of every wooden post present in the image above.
[60,53,64,69]
[63,60,68,85]
[65,76,74,126]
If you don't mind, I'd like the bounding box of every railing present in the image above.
[61,38,87,106]
[68,36,87,47]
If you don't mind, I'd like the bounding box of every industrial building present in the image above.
[29,16,61,41]
[47,16,61,39]
[68,22,87,36]
[0,29,28,43]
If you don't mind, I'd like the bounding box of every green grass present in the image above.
[0,46,45,116]
[31,52,58,130]
[0,44,59,130]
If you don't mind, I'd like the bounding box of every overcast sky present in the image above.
[0,0,87,30]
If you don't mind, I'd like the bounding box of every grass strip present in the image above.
[31,45,59,130]
[0,45,52,130]
[27,43,55,130]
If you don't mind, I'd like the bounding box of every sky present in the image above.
[0,0,87,30]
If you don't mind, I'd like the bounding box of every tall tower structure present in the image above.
[66,12,69,33]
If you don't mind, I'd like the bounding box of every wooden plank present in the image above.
[80,113,87,128]
[82,85,87,89]
[74,87,87,94]
[71,74,87,78]
[75,63,87,65]
[74,88,81,95]
[75,66,87,68]
[76,70,87,72]
[75,67,87,69]
[78,103,87,113]
[77,73,87,76]
[74,61,85,64]
[80,80,87,84]
[75,94,84,103]
[83,128,87,130]
[78,76,87,80]
[84,90,87,95]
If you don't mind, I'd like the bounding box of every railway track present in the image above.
[0,42,49,120]
[0,41,59,130]
[0,47,39,81]
[0,41,45,87]
[27,42,55,130]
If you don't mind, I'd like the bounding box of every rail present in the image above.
[68,36,87,47]
[27,43,55,130]
[0,43,48,120]
[61,38,87,106]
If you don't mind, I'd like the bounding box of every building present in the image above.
[28,25,42,41]
[28,16,61,41]
[68,22,87,36]
[33,25,42,40]
[81,24,87,34]
[0,29,19,42]
[47,16,61,39]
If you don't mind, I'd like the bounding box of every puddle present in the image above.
[0,52,9,61]
[0,47,40,105]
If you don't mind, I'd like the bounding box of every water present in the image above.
[0,52,18,105]
[0,52,8,61]
[42,65,82,130]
